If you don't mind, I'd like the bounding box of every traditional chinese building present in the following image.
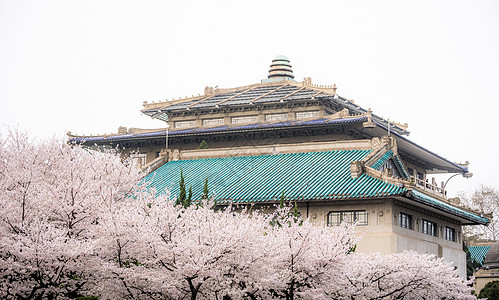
[69,55,489,277]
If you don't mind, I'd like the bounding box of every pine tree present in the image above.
[279,191,285,209]
[293,202,303,225]
[198,140,208,149]
[202,178,209,200]
[177,171,186,206]
[184,186,192,208]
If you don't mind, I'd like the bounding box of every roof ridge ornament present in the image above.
[204,86,215,96]
[262,55,296,83]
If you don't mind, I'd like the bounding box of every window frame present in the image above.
[202,118,224,126]
[231,115,258,124]
[399,212,413,230]
[444,226,456,242]
[421,219,437,236]
[265,113,288,122]
[174,120,196,129]
[327,210,368,226]
[295,111,319,119]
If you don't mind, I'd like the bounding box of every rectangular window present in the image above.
[421,219,437,236]
[296,111,319,119]
[174,120,196,129]
[444,227,456,241]
[327,211,368,226]
[202,118,224,126]
[399,212,412,229]
[408,168,414,177]
[130,153,147,167]
[265,113,288,122]
[231,115,258,124]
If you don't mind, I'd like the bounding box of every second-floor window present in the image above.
[265,113,288,122]
[399,212,412,229]
[296,111,319,119]
[327,211,368,226]
[421,219,437,236]
[232,115,257,124]
[202,118,224,126]
[174,120,196,129]
[444,227,456,241]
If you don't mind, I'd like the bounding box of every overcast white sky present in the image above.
[1,0,498,198]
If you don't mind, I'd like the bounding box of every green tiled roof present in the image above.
[371,150,393,170]
[411,190,489,225]
[144,150,407,203]
[468,245,491,265]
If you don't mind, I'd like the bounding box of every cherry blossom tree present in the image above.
[0,131,476,299]
[0,130,141,298]
[330,251,475,300]
[263,206,358,299]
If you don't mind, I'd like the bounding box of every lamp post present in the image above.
[443,172,473,189]
[154,109,169,155]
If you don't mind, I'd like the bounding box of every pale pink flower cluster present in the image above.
[0,131,475,299]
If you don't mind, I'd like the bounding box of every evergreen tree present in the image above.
[198,140,208,149]
[177,171,186,207]
[279,191,285,209]
[202,178,209,200]
[184,186,192,208]
[463,242,482,279]
[478,280,499,299]
[293,202,303,225]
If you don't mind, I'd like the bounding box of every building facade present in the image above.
[69,55,489,278]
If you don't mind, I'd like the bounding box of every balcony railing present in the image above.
[414,177,447,199]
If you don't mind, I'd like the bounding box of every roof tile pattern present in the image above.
[371,150,394,170]
[411,190,489,225]
[468,245,491,265]
[70,117,367,143]
[144,84,326,113]
[143,150,407,203]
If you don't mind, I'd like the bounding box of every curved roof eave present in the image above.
[371,122,468,174]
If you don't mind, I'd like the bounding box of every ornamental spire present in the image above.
[262,55,295,83]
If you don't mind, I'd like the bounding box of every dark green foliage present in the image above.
[292,202,303,226]
[279,191,285,209]
[184,186,192,208]
[202,178,209,200]
[123,258,141,268]
[479,280,499,299]
[177,171,186,207]
[463,242,482,279]
[198,140,208,149]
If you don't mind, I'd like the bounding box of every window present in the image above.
[399,212,412,229]
[444,227,456,242]
[174,120,196,129]
[296,111,319,119]
[130,153,147,167]
[231,115,257,124]
[202,118,224,126]
[421,219,437,236]
[407,168,414,177]
[327,211,368,226]
[265,113,288,122]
